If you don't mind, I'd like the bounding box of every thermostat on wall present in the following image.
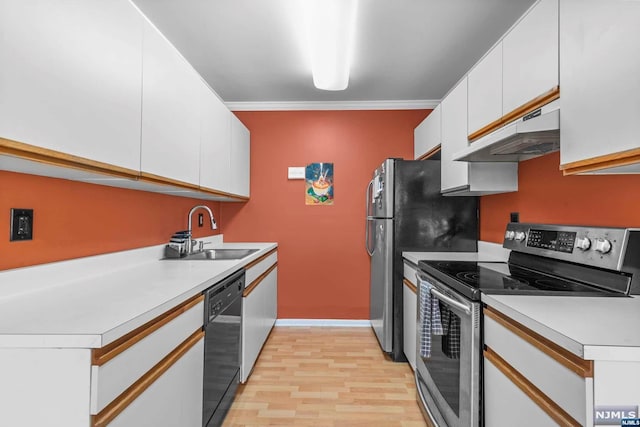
[288,167,305,180]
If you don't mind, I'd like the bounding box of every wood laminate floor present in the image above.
[223,327,427,427]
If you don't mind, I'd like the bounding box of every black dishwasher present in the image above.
[202,269,244,427]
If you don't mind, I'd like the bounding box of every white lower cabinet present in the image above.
[241,250,278,382]
[484,357,556,427]
[0,296,205,427]
[108,338,204,427]
[483,306,592,427]
[402,261,418,370]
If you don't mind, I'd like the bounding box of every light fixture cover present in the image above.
[308,0,358,91]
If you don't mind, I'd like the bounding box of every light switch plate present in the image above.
[10,208,33,241]
[288,167,305,180]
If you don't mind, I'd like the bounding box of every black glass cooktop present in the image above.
[417,260,621,301]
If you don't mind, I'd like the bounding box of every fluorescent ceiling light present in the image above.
[307,0,358,91]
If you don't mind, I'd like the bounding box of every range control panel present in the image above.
[503,223,634,271]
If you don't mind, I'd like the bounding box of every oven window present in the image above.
[421,304,461,417]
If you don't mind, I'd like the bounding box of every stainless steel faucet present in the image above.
[187,205,217,254]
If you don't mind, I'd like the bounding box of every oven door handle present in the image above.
[430,288,472,316]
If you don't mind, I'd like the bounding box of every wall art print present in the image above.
[305,162,334,205]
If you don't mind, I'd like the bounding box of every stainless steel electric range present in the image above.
[414,222,640,427]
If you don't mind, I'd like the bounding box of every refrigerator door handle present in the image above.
[365,180,375,256]
[366,179,374,218]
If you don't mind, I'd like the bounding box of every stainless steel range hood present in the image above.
[453,100,559,162]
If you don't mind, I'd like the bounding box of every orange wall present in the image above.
[0,171,221,270]
[480,151,640,242]
[221,110,430,319]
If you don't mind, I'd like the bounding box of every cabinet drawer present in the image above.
[90,295,204,414]
[245,249,277,287]
[484,307,592,425]
[403,261,418,284]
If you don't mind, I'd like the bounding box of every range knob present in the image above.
[504,230,515,240]
[594,238,612,254]
[575,237,591,251]
[514,231,527,242]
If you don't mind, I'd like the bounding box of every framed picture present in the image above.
[305,162,333,205]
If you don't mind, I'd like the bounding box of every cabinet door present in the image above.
[560,0,640,169]
[141,21,201,185]
[108,338,204,427]
[241,280,265,383]
[0,0,143,171]
[414,105,441,160]
[441,79,470,192]
[402,283,416,370]
[484,357,557,427]
[229,114,250,197]
[468,44,503,138]
[199,83,231,193]
[503,0,558,115]
[263,267,278,333]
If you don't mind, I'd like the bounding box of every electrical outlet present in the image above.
[510,212,519,223]
[198,213,203,227]
[10,208,33,241]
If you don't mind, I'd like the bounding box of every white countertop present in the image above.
[483,294,640,362]
[0,239,276,349]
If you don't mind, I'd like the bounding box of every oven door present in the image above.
[415,271,481,427]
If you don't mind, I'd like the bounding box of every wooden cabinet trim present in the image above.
[468,86,560,142]
[198,185,250,201]
[560,147,640,175]
[244,248,278,270]
[243,263,277,297]
[91,329,204,427]
[484,306,593,378]
[484,347,581,427]
[0,137,251,201]
[139,171,200,191]
[92,294,204,366]
[403,278,417,294]
[0,137,139,179]
[417,145,441,160]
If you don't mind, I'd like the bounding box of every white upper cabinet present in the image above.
[559,0,640,174]
[441,80,469,192]
[199,83,231,193]
[414,105,441,160]
[441,78,518,195]
[467,44,503,138]
[502,0,558,115]
[141,21,201,186]
[0,0,143,171]
[229,114,250,197]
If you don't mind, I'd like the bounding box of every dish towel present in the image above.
[417,274,444,358]
[440,303,461,359]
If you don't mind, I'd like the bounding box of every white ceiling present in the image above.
[131,0,537,108]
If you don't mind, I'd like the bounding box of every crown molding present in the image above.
[226,99,439,111]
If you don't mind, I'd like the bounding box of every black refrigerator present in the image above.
[365,158,478,361]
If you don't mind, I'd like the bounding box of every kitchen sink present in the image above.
[165,248,260,261]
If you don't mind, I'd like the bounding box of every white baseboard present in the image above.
[275,319,371,327]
